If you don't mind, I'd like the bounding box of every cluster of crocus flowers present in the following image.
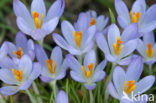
[0,42,8,61]
[13,0,65,40]
[107,56,155,102]
[67,50,107,90]
[115,0,156,36]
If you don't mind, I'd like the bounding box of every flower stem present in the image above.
[26,90,36,103]
[104,63,116,103]
[38,39,44,47]
[149,65,152,75]
[32,81,43,103]
[50,80,58,103]
[10,96,13,103]
[0,95,6,103]
[89,90,94,103]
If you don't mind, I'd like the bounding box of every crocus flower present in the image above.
[7,32,35,60]
[67,50,107,90]
[53,12,96,55]
[107,56,155,103]
[96,24,138,65]
[35,45,68,82]
[137,31,156,65]
[86,10,109,33]
[115,0,156,36]
[0,42,8,61]
[0,55,42,96]
[13,0,65,40]
[56,90,68,103]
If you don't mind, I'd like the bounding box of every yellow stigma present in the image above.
[32,11,44,29]
[146,43,154,58]
[12,68,23,82]
[113,36,124,56]
[130,11,141,23]
[81,63,94,78]
[13,47,24,59]
[124,80,136,94]
[73,31,82,48]
[89,18,96,26]
[46,58,56,74]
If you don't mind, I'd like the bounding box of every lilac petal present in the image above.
[139,21,156,34]
[30,29,46,40]
[7,42,17,58]
[42,17,59,34]
[82,41,94,54]
[84,50,96,69]
[143,31,155,46]
[92,70,105,82]
[19,80,32,90]
[0,86,19,96]
[51,46,62,67]
[115,0,130,27]
[134,75,155,95]
[70,71,85,83]
[0,69,19,85]
[16,32,27,52]
[0,57,17,69]
[29,63,42,80]
[84,83,96,90]
[117,16,129,29]
[113,66,126,96]
[120,98,133,103]
[118,56,132,66]
[126,56,143,81]
[137,39,147,59]
[55,71,66,80]
[35,44,48,66]
[56,90,68,103]
[95,59,107,71]
[40,75,52,83]
[46,0,65,21]
[107,82,119,99]
[96,15,109,31]
[0,42,8,61]
[121,23,139,43]
[26,40,35,60]
[31,0,46,18]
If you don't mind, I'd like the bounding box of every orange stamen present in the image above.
[73,31,82,48]
[32,11,44,29]
[12,68,23,82]
[13,47,24,59]
[146,43,154,58]
[89,18,96,26]
[46,58,57,74]
[124,80,135,94]
[130,11,141,23]
[113,36,124,56]
[81,63,94,78]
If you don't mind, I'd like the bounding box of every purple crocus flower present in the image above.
[53,12,96,55]
[56,90,68,103]
[0,55,42,96]
[7,32,35,60]
[96,24,138,65]
[107,56,155,103]
[137,31,156,65]
[86,10,109,33]
[115,0,156,36]
[67,50,107,90]
[0,42,8,61]
[35,45,68,82]
[13,0,65,40]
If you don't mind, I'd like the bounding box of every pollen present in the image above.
[130,11,141,23]
[113,36,124,56]
[73,31,82,48]
[13,47,24,59]
[81,63,94,78]
[46,58,56,74]
[146,43,154,58]
[32,11,44,29]
[89,18,96,26]
[12,68,23,82]
[124,80,136,94]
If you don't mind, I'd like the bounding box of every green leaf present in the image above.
[109,8,116,24]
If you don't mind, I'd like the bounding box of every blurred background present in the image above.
[0,0,156,102]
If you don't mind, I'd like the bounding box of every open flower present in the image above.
[107,56,155,103]
[56,90,68,103]
[86,10,109,33]
[96,24,138,65]
[13,0,65,40]
[7,32,35,60]
[67,50,107,90]
[115,0,156,36]
[137,31,156,65]
[53,12,96,55]
[35,45,68,82]
[0,55,42,96]
[0,42,8,61]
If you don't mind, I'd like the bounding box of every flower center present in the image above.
[73,31,82,48]
[12,68,23,82]
[81,63,94,78]
[13,47,24,59]
[89,18,96,26]
[46,58,56,74]
[124,80,136,94]
[146,43,154,58]
[130,11,141,23]
[32,11,44,29]
[113,36,124,56]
